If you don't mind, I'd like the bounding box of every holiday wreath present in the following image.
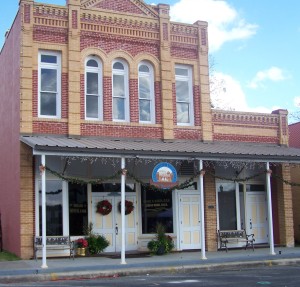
[118,200,134,215]
[96,200,112,216]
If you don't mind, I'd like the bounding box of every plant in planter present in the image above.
[147,223,174,255]
[76,238,88,248]
[84,222,110,255]
[87,234,110,255]
[75,238,88,256]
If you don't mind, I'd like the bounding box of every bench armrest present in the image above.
[246,233,255,241]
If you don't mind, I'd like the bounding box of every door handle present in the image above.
[115,226,118,235]
[250,220,252,230]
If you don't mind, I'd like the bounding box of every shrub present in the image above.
[87,235,110,255]
[147,223,174,255]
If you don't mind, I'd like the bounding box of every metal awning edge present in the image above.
[20,135,300,163]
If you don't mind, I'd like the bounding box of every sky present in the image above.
[1,0,300,122]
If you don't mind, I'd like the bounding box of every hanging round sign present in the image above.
[150,162,178,189]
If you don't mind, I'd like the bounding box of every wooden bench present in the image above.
[218,230,255,252]
[34,236,75,260]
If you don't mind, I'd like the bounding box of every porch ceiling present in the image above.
[20,135,300,162]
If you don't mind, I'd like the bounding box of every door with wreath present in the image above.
[91,193,138,252]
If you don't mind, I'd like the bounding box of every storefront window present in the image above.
[69,184,87,236]
[141,186,173,234]
[217,183,237,230]
[39,180,63,236]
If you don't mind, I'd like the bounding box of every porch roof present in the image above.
[21,135,300,163]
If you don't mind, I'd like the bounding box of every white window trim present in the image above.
[112,59,130,122]
[38,50,61,119]
[85,56,103,121]
[175,64,194,126]
[138,61,155,124]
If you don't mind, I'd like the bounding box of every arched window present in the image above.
[85,56,103,120]
[175,64,194,125]
[138,61,155,123]
[112,59,129,122]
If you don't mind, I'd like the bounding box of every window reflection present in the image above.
[39,180,63,236]
[141,186,173,234]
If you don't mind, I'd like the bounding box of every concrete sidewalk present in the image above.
[0,247,300,283]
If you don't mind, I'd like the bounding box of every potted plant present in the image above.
[147,223,174,255]
[76,238,88,256]
[84,222,110,255]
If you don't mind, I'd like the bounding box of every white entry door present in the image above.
[178,191,201,250]
[246,192,268,244]
[91,193,138,252]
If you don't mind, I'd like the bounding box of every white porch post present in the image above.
[199,160,207,260]
[266,162,276,255]
[41,154,48,268]
[120,157,127,264]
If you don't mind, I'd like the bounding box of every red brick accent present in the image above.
[24,4,31,24]
[72,10,78,29]
[201,28,207,46]
[154,81,162,125]
[171,44,198,60]
[213,133,278,144]
[163,23,169,41]
[130,79,139,123]
[80,32,160,58]
[81,124,163,139]
[33,26,68,44]
[193,85,201,126]
[103,76,112,122]
[80,74,85,120]
[94,0,147,16]
[61,73,68,119]
[32,70,38,118]
[33,121,68,135]
[174,128,202,140]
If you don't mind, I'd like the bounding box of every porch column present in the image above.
[120,157,126,264]
[199,160,207,259]
[41,154,48,268]
[266,162,276,255]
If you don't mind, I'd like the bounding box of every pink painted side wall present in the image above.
[0,11,21,256]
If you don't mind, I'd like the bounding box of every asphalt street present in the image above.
[1,264,300,287]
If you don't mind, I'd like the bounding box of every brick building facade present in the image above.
[1,0,300,260]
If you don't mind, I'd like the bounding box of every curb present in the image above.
[0,258,300,284]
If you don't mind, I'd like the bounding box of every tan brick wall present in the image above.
[204,169,217,251]
[291,165,300,243]
[20,143,34,259]
[276,164,294,247]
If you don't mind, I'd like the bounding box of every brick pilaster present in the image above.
[20,143,34,259]
[195,21,213,142]
[276,164,294,247]
[68,0,81,136]
[204,167,217,251]
[20,0,34,134]
[158,4,174,140]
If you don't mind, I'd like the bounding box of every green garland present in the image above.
[44,166,300,192]
[45,166,122,185]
